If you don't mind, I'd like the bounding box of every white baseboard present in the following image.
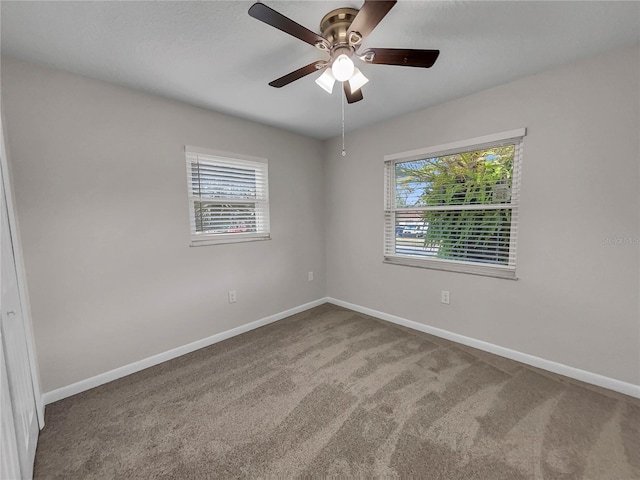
[326,297,640,399]
[42,298,328,405]
[43,296,640,405]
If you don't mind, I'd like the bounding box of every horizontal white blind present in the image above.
[383,132,525,279]
[186,148,270,245]
[392,208,517,264]
[383,154,396,257]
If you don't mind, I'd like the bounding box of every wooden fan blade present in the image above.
[347,1,397,41]
[362,48,440,68]
[269,62,326,88]
[344,82,364,104]
[249,3,328,49]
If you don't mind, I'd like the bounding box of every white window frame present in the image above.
[383,128,526,279]
[185,145,270,246]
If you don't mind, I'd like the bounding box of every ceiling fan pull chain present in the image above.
[342,90,346,157]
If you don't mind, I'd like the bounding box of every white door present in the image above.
[1,335,22,480]
[0,169,38,478]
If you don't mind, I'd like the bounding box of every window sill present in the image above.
[383,255,517,280]
[190,234,271,247]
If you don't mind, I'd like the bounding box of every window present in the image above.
[384,129,525,279]
[186,146,270,246]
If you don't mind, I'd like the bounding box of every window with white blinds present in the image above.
[383,129,525,279]
[185,146,270,246]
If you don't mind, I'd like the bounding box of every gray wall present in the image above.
[2,57,327,392]
[324,44,639,385]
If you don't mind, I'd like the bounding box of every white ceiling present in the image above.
[2,1,639,139]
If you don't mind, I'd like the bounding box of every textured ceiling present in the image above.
[1,1,639,139]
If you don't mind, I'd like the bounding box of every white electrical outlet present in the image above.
[308,272,314,281]
[441,290,450,305]
[228,290,237,303]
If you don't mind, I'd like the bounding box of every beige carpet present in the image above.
[34,303,640,479]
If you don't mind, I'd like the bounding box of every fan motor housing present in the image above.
[320,8,359,47]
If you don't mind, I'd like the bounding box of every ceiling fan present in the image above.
[248,1,440,104]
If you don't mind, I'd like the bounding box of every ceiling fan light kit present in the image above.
[248,1,440,104]
[348,68,369,93]
[315,68,336,94]
[331,53,355,82]
[316,64,368,96]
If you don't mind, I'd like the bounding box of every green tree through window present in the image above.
[394,145,515,265]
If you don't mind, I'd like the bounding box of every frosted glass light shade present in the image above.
[331,54,355,82]
[348,68,369,93]
[315,68,336,94]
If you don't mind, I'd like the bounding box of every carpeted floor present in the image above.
[34,303,640,479]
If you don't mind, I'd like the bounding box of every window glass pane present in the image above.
[191,164,258,200]
[384,131,523,277]
[186,149,270,244]
[193,202,258,234]
[395,209,512,265]
[395,145,515,208]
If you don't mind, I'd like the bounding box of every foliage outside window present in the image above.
[384,129,525,279]
[186,146,270,246]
